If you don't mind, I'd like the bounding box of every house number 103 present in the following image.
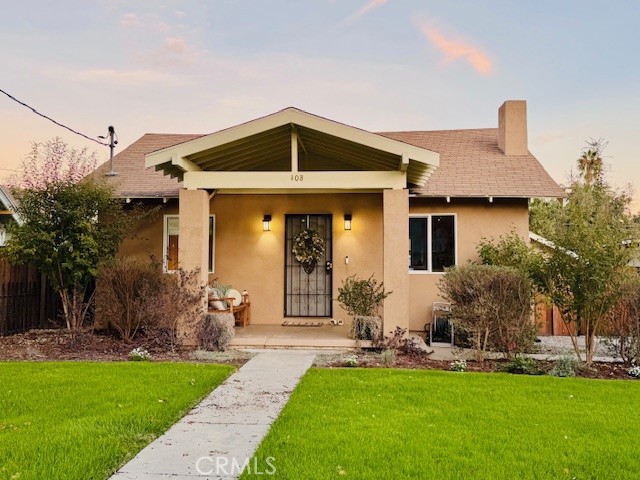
[291,174,304,182]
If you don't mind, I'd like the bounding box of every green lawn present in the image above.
[0,362,234,480]
[243,369,640,480]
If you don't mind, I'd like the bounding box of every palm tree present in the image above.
[577,138,607,185]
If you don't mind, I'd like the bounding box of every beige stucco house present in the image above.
[101,100,563,341]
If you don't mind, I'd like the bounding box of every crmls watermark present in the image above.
[196,456,276,476]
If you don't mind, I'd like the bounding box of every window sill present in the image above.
[409,270,447,275]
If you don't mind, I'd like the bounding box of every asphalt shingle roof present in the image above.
[100,126,563,199]
[379,128,565,198]
[96,133,202,198]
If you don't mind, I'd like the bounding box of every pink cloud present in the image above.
[120,12,141,28]
[343,0,389,24]
[418,24,493,75]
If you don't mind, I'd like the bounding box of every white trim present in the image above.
[182,170,406,190]
[146,108,439,170]
[163,214,216,273]
[208,215,216,273]
[408,213,457,273]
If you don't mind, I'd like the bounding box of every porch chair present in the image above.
[208,288,251,327]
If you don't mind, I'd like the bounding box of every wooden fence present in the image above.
[0,258,61,335]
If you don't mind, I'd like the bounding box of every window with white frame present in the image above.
[163,215,216,272]
[409,215,456,272]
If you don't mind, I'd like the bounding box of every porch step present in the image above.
[230,336,373,349]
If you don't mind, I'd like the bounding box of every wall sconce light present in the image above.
[262,214,272,231]
[344,213,352,231]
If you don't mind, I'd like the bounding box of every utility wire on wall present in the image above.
[0,88,107,146]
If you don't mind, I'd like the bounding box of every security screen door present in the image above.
[284,214,333,317]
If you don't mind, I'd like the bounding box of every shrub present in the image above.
[380,349,396,367]
[549,355,580,377]
[351,315,383,341]
[129,347,151,361]
[499,355,543,375]
[198,313,235,351]
[438,263,534,361]
[450,359,467,372]
[381,326,428,357]
[96,258,164,343]
[97,257,204,347]
[604,273,640,366]
[337,274,391,317]
[344,355,358,367]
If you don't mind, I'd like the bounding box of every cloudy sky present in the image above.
[1,1,638,207]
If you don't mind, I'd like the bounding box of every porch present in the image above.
[229,323,372,349]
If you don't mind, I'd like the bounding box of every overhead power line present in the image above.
[0,88,107,146]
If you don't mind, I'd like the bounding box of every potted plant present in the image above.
[337,274,391,341]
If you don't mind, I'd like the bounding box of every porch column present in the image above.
[383,189,410,335]
[178,188,209,343]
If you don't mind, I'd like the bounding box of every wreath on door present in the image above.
[292,228,325,274]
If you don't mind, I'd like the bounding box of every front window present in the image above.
[164,215,215,273]
[409,215,456,272]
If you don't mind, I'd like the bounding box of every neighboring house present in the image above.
[99,100,564,336]
[0,185,19,247]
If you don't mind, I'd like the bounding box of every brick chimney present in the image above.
[498,100,528,155]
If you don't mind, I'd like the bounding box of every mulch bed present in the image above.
[322,352,634,380]
[0,329,247,365]
[0,330,635,380]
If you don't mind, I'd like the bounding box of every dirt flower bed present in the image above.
[316,351,634,380]
[0,329,251,366]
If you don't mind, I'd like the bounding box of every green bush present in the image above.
[499,355,543,375]
[549,355,580,377]
[337,274,390,317]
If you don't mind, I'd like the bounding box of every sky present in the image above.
[1,1,638,209]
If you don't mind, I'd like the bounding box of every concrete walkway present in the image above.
[110,350,316,480]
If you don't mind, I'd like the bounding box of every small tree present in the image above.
[2,138,132,330]
[538,182,637,365]
[337,274,390,317]
[337,274,391,341]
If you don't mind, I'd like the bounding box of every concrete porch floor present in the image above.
[230,324,372,349]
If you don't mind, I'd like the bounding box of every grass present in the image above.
[243,368,640,479]
[0,361,234,480]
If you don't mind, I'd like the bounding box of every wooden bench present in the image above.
[208,293,251,327]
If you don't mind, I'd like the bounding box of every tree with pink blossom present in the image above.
[2,138,132,331]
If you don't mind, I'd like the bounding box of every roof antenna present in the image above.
[99,126,119,176]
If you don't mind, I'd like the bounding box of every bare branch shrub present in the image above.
[604,273,640,366]
[96,258,205,348]
[381,327,428,357]
[438,264,534,361]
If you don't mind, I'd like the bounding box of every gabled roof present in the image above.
[380,129,565,198]
[100,111,563,199]
[0,185,20,222]
[145,107,439,188]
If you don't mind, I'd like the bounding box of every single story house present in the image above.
[100,100,564,339]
